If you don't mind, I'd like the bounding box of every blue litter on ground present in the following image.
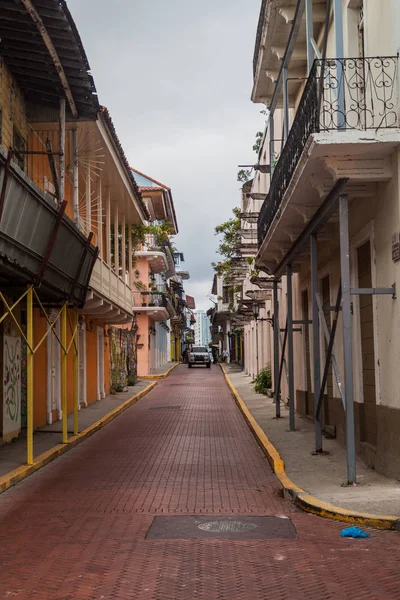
[340,526,370,538]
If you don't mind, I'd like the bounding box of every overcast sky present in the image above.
[68,0,263,311]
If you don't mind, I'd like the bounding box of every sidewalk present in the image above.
[139,361,180,379]
[0,380,152,480]
[223,363,400,522]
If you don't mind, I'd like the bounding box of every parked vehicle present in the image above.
[188,346,211,368]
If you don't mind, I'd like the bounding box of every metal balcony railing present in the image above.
[258,56,399,246]
[133,291,168,309]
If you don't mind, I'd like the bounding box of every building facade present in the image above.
[0,1,148,462]
[193,311,211,347]
[253,0,400,481]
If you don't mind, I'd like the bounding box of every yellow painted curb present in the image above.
[138,362,180,380]
[220,364,400,531]
[0,381,157,496]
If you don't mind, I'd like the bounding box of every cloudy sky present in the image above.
[68,0,263,310]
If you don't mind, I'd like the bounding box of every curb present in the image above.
[138,362,180,380]
[220,364,400,531]
[0,381,157,496]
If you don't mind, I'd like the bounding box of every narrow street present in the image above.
[0,365,398,600]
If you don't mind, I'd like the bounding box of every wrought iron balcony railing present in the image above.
[258,56,399,246]
[133,291,168,309]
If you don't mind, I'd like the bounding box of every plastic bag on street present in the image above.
[340,526,370,538]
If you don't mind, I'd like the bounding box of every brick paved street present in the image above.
[0,365,399,600]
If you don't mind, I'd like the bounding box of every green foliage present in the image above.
[131,223,148,250]
[237,169,252,183]
[147,222,175,247]
[253,131,263,154]
[254,364,272,395]
[214,207,241,259]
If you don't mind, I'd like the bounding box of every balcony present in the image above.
[135,235,176,277]
[258,56,399,264]
[0,150,96,306]
[89,257,133,316]
[133,291,169,321]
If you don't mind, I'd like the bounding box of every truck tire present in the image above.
[206,363,211,369]
[188,363,192,368]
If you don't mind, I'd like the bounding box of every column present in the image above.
[121,214,126,282]
[106,188,111,265]
[114,204,119,274]
[287,265,295,431]
[98,182,103,258]
[339,195,357,484]
[311,234,322,452]
[86,164,91,235]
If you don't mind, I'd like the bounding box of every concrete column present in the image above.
[98,182,103,258]
[128,224,132,288]
[85,163,91,235]
[114,204,119,274]
[121,214,126,282]
[105,188,111,265]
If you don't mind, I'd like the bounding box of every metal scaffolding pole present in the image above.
[283,67,289,142]
[61,302,68,444]
[311,234,323,452]
[73,307,79,436]
[287,265,295,431]
[339,195,357,484]
[273,280,280,417]
[27,286,34,465]
[305,0,314,74]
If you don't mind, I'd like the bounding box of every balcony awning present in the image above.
[0,0,99,119]
[135,250,169,274]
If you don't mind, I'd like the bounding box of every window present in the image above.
[13,127,26,171]
[222,286,229,304]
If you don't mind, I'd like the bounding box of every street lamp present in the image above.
[252,302,260,375]
[252,302,260,320]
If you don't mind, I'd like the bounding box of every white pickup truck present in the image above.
[188,346,211,368]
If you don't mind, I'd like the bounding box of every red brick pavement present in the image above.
[0,365,399,599]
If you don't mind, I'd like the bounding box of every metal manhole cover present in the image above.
[146,516,297,540]
[198,520,257,532]
[148,406,182,411]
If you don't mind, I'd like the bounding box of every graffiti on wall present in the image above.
[3,335,21,434]
[109,327,137,393]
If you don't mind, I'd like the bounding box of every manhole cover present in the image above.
[146,516,297,540]
[198,520,257,532]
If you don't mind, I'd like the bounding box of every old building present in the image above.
[253,0,400,481]
[0,1,148,462]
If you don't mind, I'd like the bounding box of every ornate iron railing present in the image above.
[258,56,399,246]
[133,291,167,308]
[258,60,319,245]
